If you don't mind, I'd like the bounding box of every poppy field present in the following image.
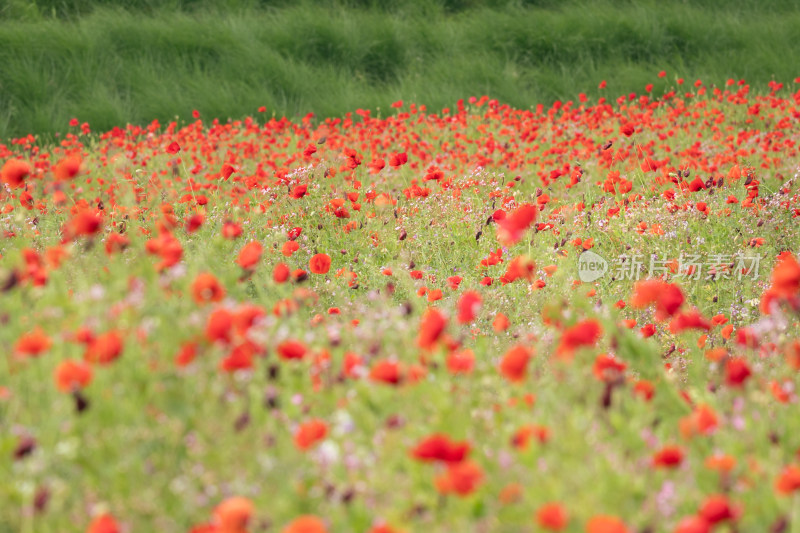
[2,78,800,533]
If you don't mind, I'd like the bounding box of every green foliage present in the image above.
[0,0,799,140]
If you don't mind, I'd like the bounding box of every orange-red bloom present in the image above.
[277,340,307,360]
[237,241,263,270]
[87,513,120,533]
[630,280,684,321]
[698,494,739,525]
[672,516,711,533]
[668,309,711,333]
[84,330,124,365]
[417,308,447,349]
[54,155,82,180]
[309,253,331,274]
[369,359,403,385]
[592,354,627,382]
[496,204,538,246]
[282,515,328,533]
[456,291,482,324]
[585,515,629,533]
[1,159,31,188]
[771,253,800,298]
[294,419,328,451]
[499,345,533,382]
[54,360,93,392]
[213,497,255,532]
[14,328,52,357]
[776,465,800,494]
[556,319,602,358]
[446,349,475,375]
[434,460,484,497]
[411,434,470,464]
[536,503,569,531]
[724,357,752,387]
[652,445,685,468]
[192,273,227,304]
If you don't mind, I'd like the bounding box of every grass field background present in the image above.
[1,0,800,141]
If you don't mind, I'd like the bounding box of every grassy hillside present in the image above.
[0,0,799,141]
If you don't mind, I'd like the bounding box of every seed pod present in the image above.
[234,411,251,432]
[73,390,90,413]
[14,436,36,460]
[33,486,50,514]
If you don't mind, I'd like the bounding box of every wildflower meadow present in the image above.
[2,68,800,532]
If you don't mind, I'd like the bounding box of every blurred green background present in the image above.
[1,0,799,141]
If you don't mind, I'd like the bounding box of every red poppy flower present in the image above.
[84,331,124,365]
[222,221,243,239]
[493,313,510,332]
[775,465,800,494]
[53,155,82,180]
[220,342,256,372]
[290,184,308,199]
[668,309,711,333]
[185,213,204,233]
[672,516,711,533]
[698,494,739,525]
[213,497,254,532]
[277,340,307,360]
[1,159,32,188]
[680,404,719,439]
[369,359,403,385]
[309,253,331,274]
[294,419,328,451]
[417,308,447,349]
[220,163,236,180]
[14,328,52,357]
[281,240,300,257]
[496,204,538,246]
[54,360,93,392]
[447,275,462,289]
[192,272,226,304]
[273,263,290,283]
[724,357,751,387]
[630,280,684,320]
[536,502,569,531]
[411,434,470,464]
[446,349,475,375]
[434,460,484,497]
[174,342,199,367]
[87,514,120,533]
[456,291,481,324]
[206,308,234,343]
[105,233,130,255]
[652,445,684,468]
[592,354,627,382]
[499,345,533,383]
[556,319,602,358]
[282,515,328,533]
[770,253,800,299]
[67,210,103,238]
[585,515,629,533]
[237,241,263,270]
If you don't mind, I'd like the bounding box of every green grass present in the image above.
[0,0,799,141]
